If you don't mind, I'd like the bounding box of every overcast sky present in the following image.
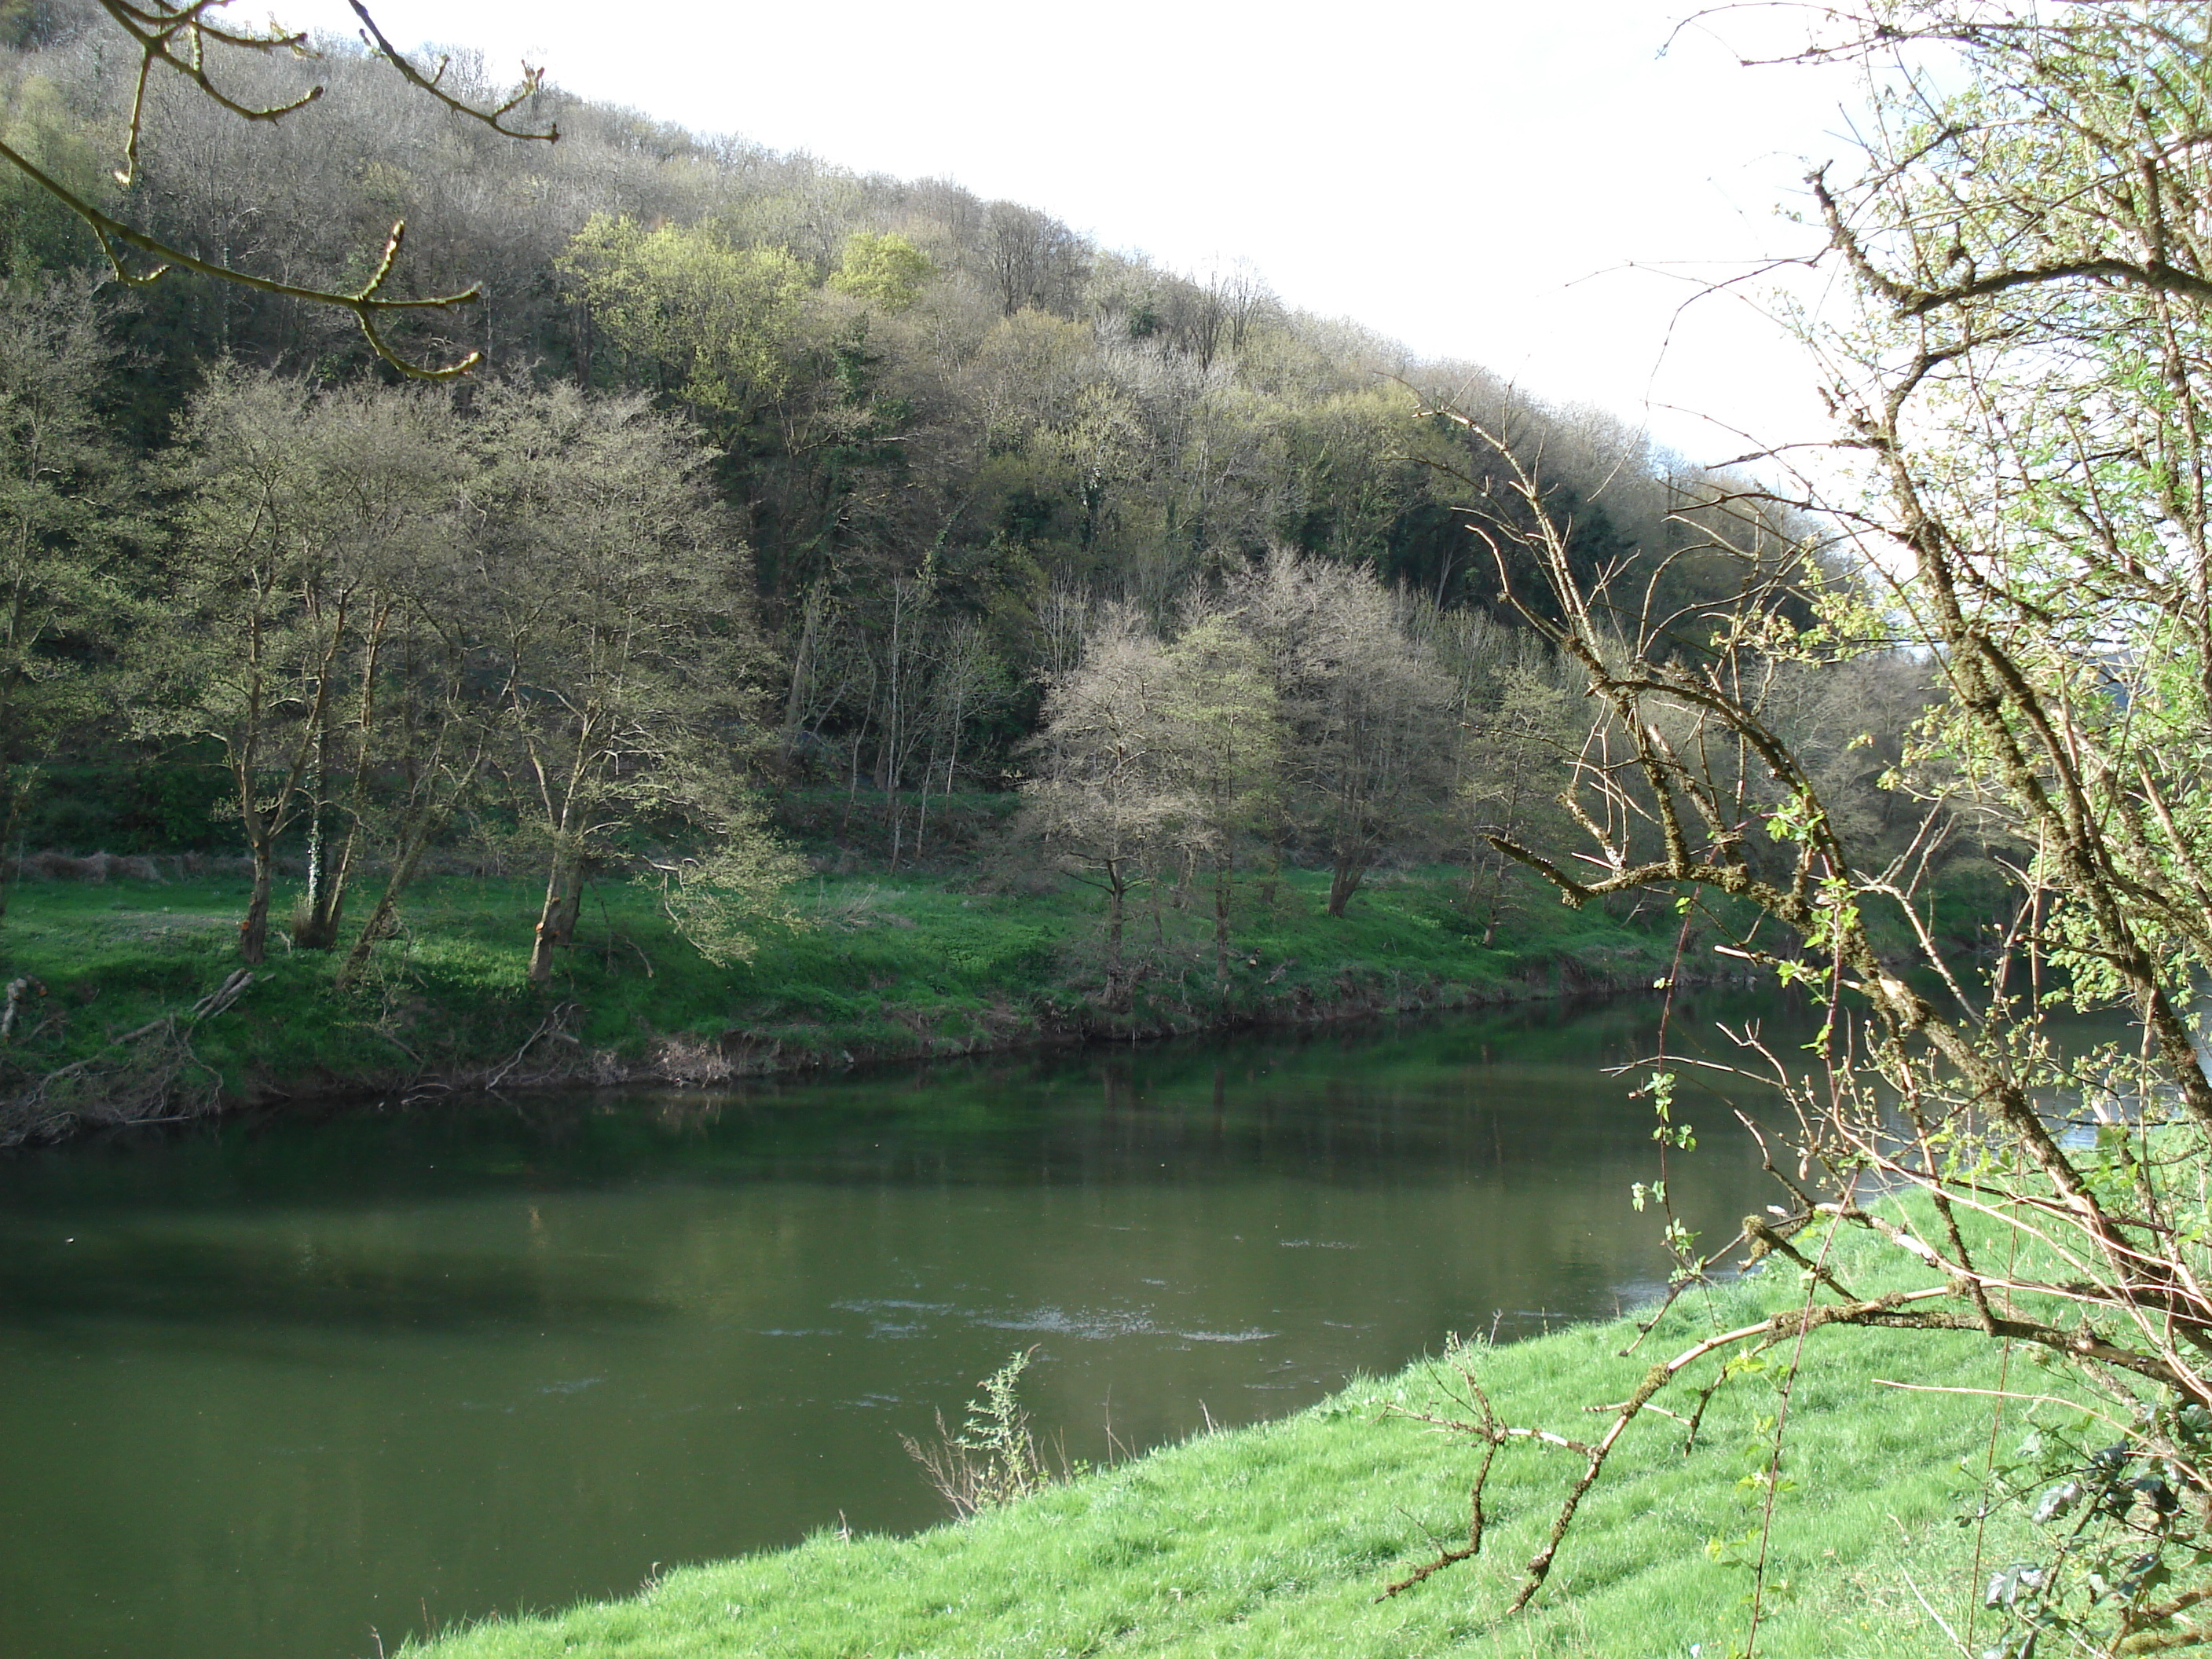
[347,0,1868,463]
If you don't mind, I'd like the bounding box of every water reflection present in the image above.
[0,990,1803,1659]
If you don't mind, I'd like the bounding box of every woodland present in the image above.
[0,0,1951,1009]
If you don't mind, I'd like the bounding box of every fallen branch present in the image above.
[485,1002,580,1090]
[0,976,44,1044]
[0,969,253,1144]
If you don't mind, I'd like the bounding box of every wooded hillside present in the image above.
[1,0,1918,984]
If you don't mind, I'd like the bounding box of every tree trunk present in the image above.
[240,848,273,965]
[0,765,30,930]
[1214,859,1232,991]
[1104,866,1126,1012]
[529,847,586,983]
[292,793,355,950]
[298,790,327,938]
[839,719,870,844]
[1480,770,1525,947]
[337,830,433,991]
[339,881,402,990]
[293,881,347,949]
[294,616,383,951]
[1327,856,1366,919]
[912,764,929,869]
[335,726,489,991]
[781,579,827,764]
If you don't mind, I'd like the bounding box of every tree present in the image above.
[558,216,812,422]
[280,384,469,950]
[1017,612,1181,1008]
[979,201,1085,318]
[331,396,523,986]
[1390,7,2212,1650]
[830,232,932,312]
[0,280,139,929]
[1226,550,1457,916]
[1412,602,1581,943]
[463,385,769,983]
[330,511,508,989]
[1023,569,1454,999]
[156,375,792,982]
[656,818,808,969]
[907,616,1011,866]
[159,368,458,964]
[1154,613,1280,988]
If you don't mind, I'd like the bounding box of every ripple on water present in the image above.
[976,1305,1158,1339]
[975,1305,1279,1344]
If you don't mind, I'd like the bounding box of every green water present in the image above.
[0,991,1800,1659]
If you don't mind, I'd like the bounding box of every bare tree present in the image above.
[979,200,1086,318]
[159,368,456,963]
[1416,606,1581,943]
[283,384,467,949]
[910,617,1009,865]
[1227,549,1458,915]
[1017,611,1181,1007]
[1386,9,2212,1650]
[1155,611,1280,987]
[465,385,767,983]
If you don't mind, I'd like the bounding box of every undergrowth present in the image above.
[903,1347,1079,1518]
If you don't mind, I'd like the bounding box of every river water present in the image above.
[0,989,1804,1659]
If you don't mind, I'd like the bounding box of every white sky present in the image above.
[342,0,1868,465]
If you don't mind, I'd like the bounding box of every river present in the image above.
[0,989,1804,1659]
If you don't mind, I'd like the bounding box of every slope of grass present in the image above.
[411,1214,2036,1659]
[0,862,1686,1115]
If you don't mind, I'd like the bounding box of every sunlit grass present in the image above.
[0,862,1679,1103]
[411,1214,2023,1658]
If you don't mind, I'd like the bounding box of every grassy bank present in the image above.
[0,860,1689,1135]
[410,1214,2041,1659]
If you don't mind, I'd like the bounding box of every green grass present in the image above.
[0,862,1683,1110]
[408,1213,2045,1658]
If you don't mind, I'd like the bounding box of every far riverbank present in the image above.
[0,862,1714,1144]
